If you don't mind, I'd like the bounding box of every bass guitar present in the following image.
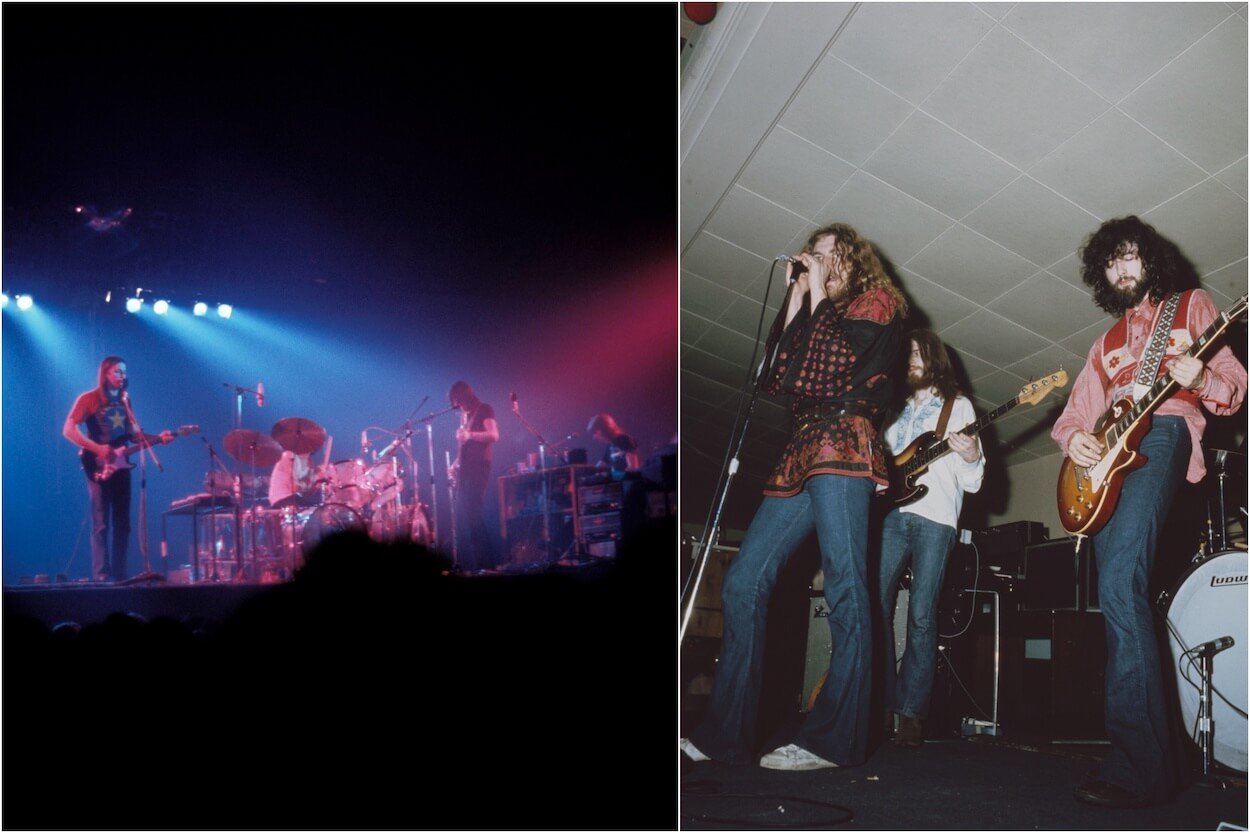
[81,425,200,482]
[1057,294,1247,538]
[882,371,1068,507]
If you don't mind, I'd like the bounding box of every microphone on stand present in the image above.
[361,430,370,456]
[1192,636,1235,656]
[257,382,265,408]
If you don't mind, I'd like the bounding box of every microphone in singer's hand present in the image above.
[257,381,265,408]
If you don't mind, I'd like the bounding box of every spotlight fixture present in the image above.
[104,290,112,303]
[1,293,8,308]
[193,302,208,317]
[153,299,170,315]
[125,297,143,314]
[16,294,34,311]
[217,303,233,319]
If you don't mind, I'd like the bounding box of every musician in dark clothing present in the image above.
[447,380,498,572]
[682,223,907,770]
[63,357,172,582]
[1053,216,1245,807]
[588,412,640,473]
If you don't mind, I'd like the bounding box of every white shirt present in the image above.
[882,389,985,530]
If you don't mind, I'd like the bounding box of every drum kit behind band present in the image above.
[207,416,431,580]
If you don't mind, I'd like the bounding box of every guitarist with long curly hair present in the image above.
[63,356,172,582]
[1052,216,1245,808]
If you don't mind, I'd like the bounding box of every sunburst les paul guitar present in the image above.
[881,371,1069,507]
[1057,294,1247,538]
[81,425,200,482]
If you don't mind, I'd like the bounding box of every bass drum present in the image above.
[1161,549,1248,772]
[299,502,367,558]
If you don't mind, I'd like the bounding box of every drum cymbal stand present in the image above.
[120,394,165,585]
[1190,636,1239,788]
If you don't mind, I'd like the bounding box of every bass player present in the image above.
[63,356,173,582]
[1052,216,1245,808]
[877,329,983,747]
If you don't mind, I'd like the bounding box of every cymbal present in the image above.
[224,429,284,468]
[1206,447,1246,474]
[272,417,326,455]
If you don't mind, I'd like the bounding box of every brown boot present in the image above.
[893,715,923,747]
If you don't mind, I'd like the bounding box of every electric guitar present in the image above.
[81,425,200,481]
[1057,294,1247,538]
[881,371,1068,507]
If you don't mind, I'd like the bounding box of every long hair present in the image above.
[448,380,479,411]
[93,356,126,409]
[587,412,623,438]
[802,223,908,319]
[1078,215,1196,315]
[908,329,961,402]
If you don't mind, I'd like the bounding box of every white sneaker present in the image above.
[759,743,838,771]
[679,737,710,762]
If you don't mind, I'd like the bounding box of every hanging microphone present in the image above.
[257,381,265,408]
[1191,636,1235,656]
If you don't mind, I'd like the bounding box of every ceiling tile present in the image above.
[974,4,1014,22]
[1029,109,1207,219]
[950,348,997,382]
[1121,18,1248,172]
[1144,178,1249,275]
[738,128,856,219]
[681,310,712,345]
[681,270,741,320]
[693,321,765,370]
[1201,258,1248,305]
[896,267,980,333]
[1017,428,1066,460]
[963,176,1101,267]
[683,345,751,390]
[779,55,915,167]
[941,308,1053,366]
[986,270,1110,341]
[681,370,737,410]
[1002,2,1230,103]
[704,185,813,262]
[906,224,1039,304]
[1215,157,1248,200]
[863,111,1020,217]
[739,268,796,315]
[831,2,995,104]
[717,294,781,340]
[923,26,1108,168]
[1004,343,1088,387]
[1059,319,1109,357]
[682,232,772,294]
[1048,253,1088,292]
[818,172,954,265]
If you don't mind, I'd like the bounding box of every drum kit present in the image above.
[1157,446,1247,779]
[205,416,431,581]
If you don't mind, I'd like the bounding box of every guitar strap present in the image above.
[934,395,955,438]
[1132,292,1181,402]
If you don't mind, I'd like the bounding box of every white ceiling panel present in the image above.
[704,185,813,261]
[1120,17,1249,173]
[1029,109,1208,218]
[1048,253,1087,292]
[905,224,1038,304]
[717,294,781,340]
[953,348,998,382]
[986,270,1111,341]
[681,269,743,321]
[863,111,1019,217]
[1059,319,1107,358]
[896,268,980,333]
[1201,258,1249,305]
[831,2,995,104]
[681,310,713,346]
[923,26,1108,168]
[1001,3,1230,104]
[974,3,1014,21]
[963,176,1101,267]
[683,232,772,293]
[940,308,1053,366]
[1144,178,1250,275]
[1215,157,1249,200]
[694,321,767,369]
[967,369,1032,407]
[681,370,738,410]
[779,55,915,167]
[1004,342,1089,385]
[738,128,857,219]
[684,345,753,391]
[821,172,954,264]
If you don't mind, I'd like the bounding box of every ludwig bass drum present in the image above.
[1161,549,1248,772]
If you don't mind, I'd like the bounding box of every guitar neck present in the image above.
[906,397,1016,473]
[1105,306,1240,449]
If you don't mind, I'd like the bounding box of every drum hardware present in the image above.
[1189,636,1240,788]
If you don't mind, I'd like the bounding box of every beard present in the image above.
[907,368,933,393]
[1104,271,1153,314]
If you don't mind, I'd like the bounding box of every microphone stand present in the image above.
[416,404,457,552]
[200,437,232,583]
[1193,642,1239,788]
[120,395,165,585]
[223,382,260,431]
[509,398,554,565]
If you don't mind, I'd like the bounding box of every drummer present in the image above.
[268,449,330,509]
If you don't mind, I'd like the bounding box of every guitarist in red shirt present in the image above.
[63,357,173,582]
[1052,217,1245,808]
